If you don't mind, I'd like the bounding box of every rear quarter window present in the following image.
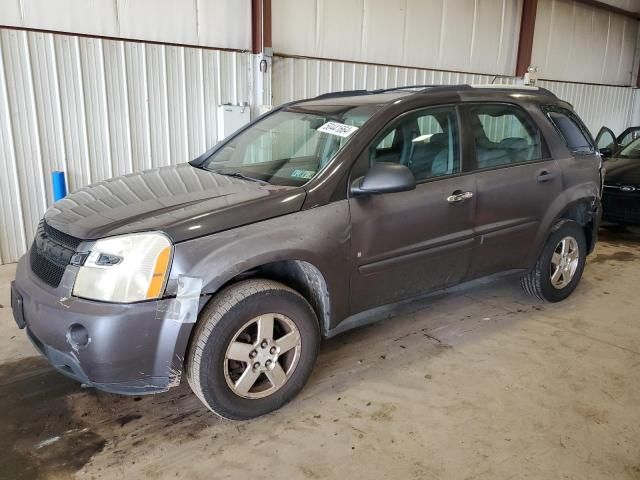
[544,107,595,155]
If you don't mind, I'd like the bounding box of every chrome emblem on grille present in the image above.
[620,185,637,192]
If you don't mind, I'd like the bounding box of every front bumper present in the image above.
[602,188,640,225]
[11,255,196,395]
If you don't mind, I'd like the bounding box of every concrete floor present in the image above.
[1,227,639,480]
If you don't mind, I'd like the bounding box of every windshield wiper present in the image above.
[215,171,269,185]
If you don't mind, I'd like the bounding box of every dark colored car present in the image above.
[602,136,640,225]
[12,85,602,419]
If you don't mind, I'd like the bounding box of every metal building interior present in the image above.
[0,0,639,478]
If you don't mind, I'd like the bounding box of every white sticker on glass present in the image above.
[317,121,359,138]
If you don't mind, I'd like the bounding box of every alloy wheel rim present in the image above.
[550,236,580,289]
[223,313,301,399]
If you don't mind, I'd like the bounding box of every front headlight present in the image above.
[73,232,172,303]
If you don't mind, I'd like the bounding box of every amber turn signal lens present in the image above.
[146,246,172,299]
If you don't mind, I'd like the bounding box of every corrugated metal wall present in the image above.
[0,0,252,51]
[272,0,523,76]
[632,88,640,126]
[272,54,636,140]
[0,27,251,264]
[272,0,639,87]
[532,0,639,86]
[272,56,514,104]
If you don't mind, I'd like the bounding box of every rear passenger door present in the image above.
[463,103,564,278]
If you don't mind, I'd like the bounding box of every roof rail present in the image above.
[370,84,446,94]
[308,83,559,102]
[468,83,558,98]
[537,87,558,98]
[312,90,370,100]
[313,85,458,99]
[417,84,474,94]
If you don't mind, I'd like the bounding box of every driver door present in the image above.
[595,126,617,157]
[348,106,476,313]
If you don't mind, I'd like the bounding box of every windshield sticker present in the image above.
[317,121,359,138]
[291,169,316,180]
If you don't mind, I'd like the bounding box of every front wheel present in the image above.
[186,279,320,420]
[521,219,587,302]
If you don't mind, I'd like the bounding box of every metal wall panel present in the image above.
[599,0,640,14]
[272,54,637,141]
[0,0,252,51]
[272,57,640,135]
[631,88,640,127]
[532,0,639,86]
[272,0,523,76]
[0,27,251,264]
[272,56,513,105]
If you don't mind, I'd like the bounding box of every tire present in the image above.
[186,279,320,420]
[521,219,587,303]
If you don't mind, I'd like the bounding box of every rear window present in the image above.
[545,108,594,154]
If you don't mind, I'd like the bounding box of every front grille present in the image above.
[602,190,640,224]
[43,222,82,249]
[30,222,80,288]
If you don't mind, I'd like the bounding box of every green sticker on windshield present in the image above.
[291,169,315,180]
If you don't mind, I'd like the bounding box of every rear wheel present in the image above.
[186,279,320,419]
[521,219,587,302]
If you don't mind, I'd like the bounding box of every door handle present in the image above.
[537,170,556,183]
[447,190,474,204]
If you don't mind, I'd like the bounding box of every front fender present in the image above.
[167,201,352,328]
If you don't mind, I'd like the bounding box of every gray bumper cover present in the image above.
[12,256,196,395]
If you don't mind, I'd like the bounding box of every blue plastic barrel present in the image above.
[51,171,67,202]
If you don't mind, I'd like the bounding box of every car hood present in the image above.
[44,164,306,242]
[604,157,640,187]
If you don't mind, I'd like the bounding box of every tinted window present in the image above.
[369,107,459,181]
[547,110,594,154]
[469,104,542,169]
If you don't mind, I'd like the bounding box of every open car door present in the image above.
[595,126,617,158]
[617,126,640,149]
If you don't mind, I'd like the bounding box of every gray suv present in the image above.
[11,85,602,419]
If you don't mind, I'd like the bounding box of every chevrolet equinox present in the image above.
[12,85,602,419]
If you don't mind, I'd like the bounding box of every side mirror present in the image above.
[350,163,416,196]
[599,147,613,159]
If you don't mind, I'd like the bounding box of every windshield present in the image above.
[200,104,381,186]
[619,136,640,159]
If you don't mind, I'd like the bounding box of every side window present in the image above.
[468,104,542,170]
[619,129,640,147]
[546,109,594,154]
[369,107,460,181]
[595,127,616,150]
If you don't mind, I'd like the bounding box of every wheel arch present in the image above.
[200,259,332,337]
[558,198,598,254]
[527,195,599,272]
